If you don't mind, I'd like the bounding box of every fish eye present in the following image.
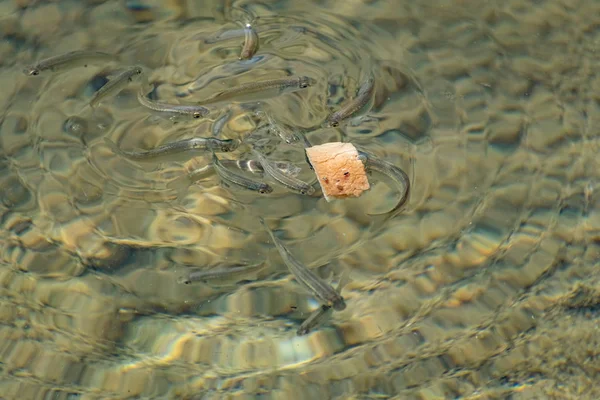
[29,69,39,76]
[330,121,339,127]
[193,112,201,119]
[333,300,346,311]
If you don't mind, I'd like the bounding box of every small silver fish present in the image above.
[213,154,273,194]
[89,66,143,107]
[239,23,259,60]
[251,149,315,195]
[169,159,298,194]
[188,159,301,179]
[178,262,266,285]
[105,137,238,160]
[260,111,302,145]
[327,75,375,127]
[230,159,302,177]
[357,150,410,216]
[23,50,117,76]
[137,88,210,119]
[211,109,233,137]
[297,305,332,336]
[260,217,346,311]
[199,76,315,105]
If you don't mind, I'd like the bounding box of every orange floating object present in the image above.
[305,142,370,202]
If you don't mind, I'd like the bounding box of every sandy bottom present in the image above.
[0,0,599,398]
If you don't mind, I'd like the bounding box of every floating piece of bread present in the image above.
[305,142,370,201]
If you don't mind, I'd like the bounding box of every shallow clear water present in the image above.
[0,0,600,398]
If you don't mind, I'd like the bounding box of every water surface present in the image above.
[0,0,599,398]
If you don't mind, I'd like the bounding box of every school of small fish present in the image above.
[23,19,411,335]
